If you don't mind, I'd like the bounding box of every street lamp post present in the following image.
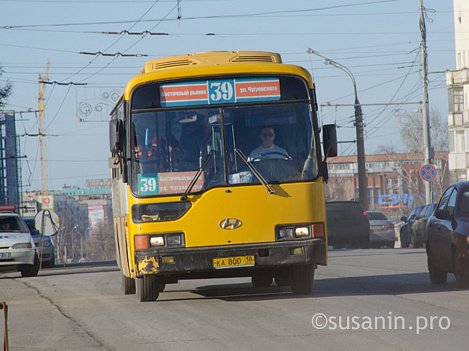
[307,49,368,209]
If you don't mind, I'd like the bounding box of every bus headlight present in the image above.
[295,227,310,238]
[276,225,312,241]
[136,233,185,250]
[278,227,294,240]
[166,233,184,246]
[150,236,165,247]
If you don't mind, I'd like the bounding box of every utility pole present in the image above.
[420,0,433,204]
[177,0,182,19]
[38,60,50,195]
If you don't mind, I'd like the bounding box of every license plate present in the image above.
[0,252,11,259]
[213,255,255,269]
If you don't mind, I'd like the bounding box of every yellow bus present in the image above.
[109,51,337,301]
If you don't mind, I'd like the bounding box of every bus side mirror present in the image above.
[322,124,338,158]
[109,119,125,153]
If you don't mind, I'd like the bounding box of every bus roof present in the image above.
[123,51,314,100]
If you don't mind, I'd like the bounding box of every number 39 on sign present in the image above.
[138,174,159,195]
[208,80,236,104]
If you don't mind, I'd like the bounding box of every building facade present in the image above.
[447,0,469,181]
[327,152,449,215]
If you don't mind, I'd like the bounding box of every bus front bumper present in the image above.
[135,239,326,278]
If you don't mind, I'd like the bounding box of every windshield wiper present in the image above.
[234,149,275,195]
[181,150,214,200]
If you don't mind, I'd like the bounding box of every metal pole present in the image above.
[420,0,432,203]
[306,49,368,209]
[80,235,84,261]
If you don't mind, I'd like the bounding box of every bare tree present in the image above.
[398,108,448,153]
[0,66,12,108]
[375,144,397,154]
[86,221,116,262]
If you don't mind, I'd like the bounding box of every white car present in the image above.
[0,212,40,277]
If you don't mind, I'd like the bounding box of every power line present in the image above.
[0,0,402,29]
[46,84,72,129]
[365,51,420,130]
[79,51,148,57]
[40,80,88,86]
[77,2,176,83]
[60,0,161,83]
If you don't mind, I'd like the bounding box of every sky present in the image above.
[0,0,456,191]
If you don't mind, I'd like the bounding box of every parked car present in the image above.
[23,217,55,268]
[326,201,370,248]
[0,211,40,277]
[399,206,422,248]
[409,203,436,248]
[426,182,469,289]
[367,211,395,248]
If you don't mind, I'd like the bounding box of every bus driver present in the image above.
[249,126,289,161]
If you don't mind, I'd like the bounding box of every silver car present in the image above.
[0,212,40,277]
[367,211,395,248]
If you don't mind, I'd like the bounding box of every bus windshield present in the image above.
[130,102,317,196]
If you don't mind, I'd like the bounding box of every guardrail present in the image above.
[0,302,8,351]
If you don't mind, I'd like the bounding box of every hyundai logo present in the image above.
[219,218,243,230]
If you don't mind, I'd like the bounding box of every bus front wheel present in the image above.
[137,275,160,302]
[290,264,315,295]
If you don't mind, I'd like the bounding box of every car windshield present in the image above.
[130,103,316,196]
[24,219,40,235]
[0,216,29,233]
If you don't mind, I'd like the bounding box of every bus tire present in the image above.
[122,274,136,295]
[251,273,273,288]
[158,282,166,292]
[291,264,315,295]
[137,275,160,302]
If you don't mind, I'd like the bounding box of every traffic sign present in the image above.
[38,195,54,210]
[35,210,60,236]
[419,164,437,182]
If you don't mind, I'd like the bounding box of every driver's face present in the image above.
[260,128,275,147]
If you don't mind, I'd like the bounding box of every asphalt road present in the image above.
[1,248,468,351]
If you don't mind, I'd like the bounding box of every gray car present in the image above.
[367,211,395,248]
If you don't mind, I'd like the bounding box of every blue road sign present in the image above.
[420,164,437,182]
